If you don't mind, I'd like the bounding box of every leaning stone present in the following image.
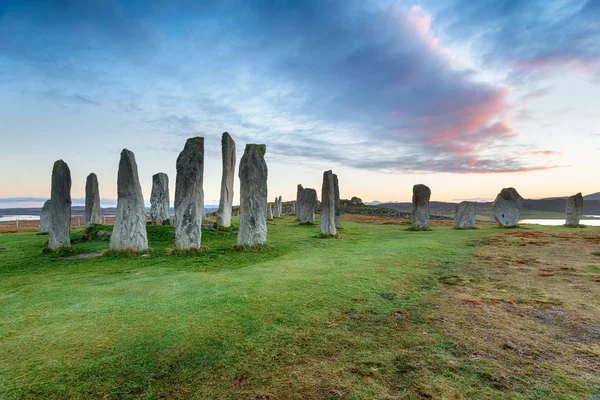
[333,174,341,229]
[85,173,102,227]
[110,149,149,252]
[492,187,524,227]
[150,173,170,225]
[412,184,431,229]
[237,144,268,246]
[297,187,318,224]
[320,170,337,235]
[565,193,584,225]
[48,160,72,249]
[40,200,51,233]
[454,201,478,228]
[216,132,236,228]
[267,204,273,220]
[175,137,204,250]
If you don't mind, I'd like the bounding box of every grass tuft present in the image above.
[453,226,479,230]
[563,224,587,228]
[316,233,340,239]
[232,244,272,251]
[406,226,432,231]
[168,246,210,255]
[298,222,315,226]
[102,248,151,257]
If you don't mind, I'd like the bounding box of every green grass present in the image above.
[0,218,598,399]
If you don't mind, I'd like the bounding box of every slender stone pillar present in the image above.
[40,200,51,233]
[565,193,584,226]
[273,196,281,218]
[333,174,341,229]
[150,172,170,225]
[85,173,102,227]
[267,204,273,220]
[320,170,337,235]
[175,138,204,249]
[217,132,236,227]
[237,144,268,246]
[297,187,318,224]
[412,184,431,229]
[48,160,72,249]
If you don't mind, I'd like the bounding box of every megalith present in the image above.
[492,187,524,227]
[216,132,236,228]
[297,187,318,224]
[40,200,51,233]
[412,184,431,229]
[454,201,478,229]
[333,174,341,229]
[237,144,268,247]
[267,204,273,220]
[565,193,584,226]
[150,172,170,225]
[48,160,72,249]
[109,149,148,252]
[277,196,283,217]
[175,137,204,250]
[84,173,102,227]
[320,170,337,236]
[296,184,303,218]
[273,196,281,218]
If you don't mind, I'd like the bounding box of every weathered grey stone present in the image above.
[412,184,431,229]
[110,149,149,252]
[565,193,584,225]
[85,173,102,227]
[320,170,337,235]
[291,201,296,214]
[237,144,268,246]
[492,187,524,227]
[267,204,273,220]
[454,201,478,228]
[217,132,236,227]
[48,160,72,249]
[277,196,283,217]
[40,200,51,233]
[333,174,341,229]
[349,197,363,205]
[175,137,204,249]
[150,173,170,225]
[273,196,281,218]
[297,187,318,224]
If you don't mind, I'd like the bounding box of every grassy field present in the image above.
[0,216,599,399]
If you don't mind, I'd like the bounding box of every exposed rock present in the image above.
[150,172,170,225]
[48,160,72,249]
[273,196,281,218]
[320,170,337,235]
[565,193,584,225]
[85,173,102,227]
[333,174,341,229]
[237,144,268,246]
[216,132,236,227]
[40,200,51,233]
[492,187,524,227]
[296,184,303,217]
[175,137,205,249]
[267,204,273,220]
[110,149,149,252]
[277,196,283,217]
[96,230,111,239]
[349,197,363,205]
[454,201,478,228]
[412,184,431,229]
[297,187,318,223]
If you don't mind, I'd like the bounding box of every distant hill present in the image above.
[584,192,600,200]
[364,201,382,206]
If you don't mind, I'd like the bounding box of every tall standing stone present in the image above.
[40,200,51,233]
[297,187,318,224]
[492,187,524,227]
[267,204,273,220]
[296,184,303,218]
[217,132,236,228]
[273,196,281,218]
[150,173,170,225]
[175,138,204,249]
[412,184,431,229]
[291,201,296,214]
[565,193,584,226]
[85,173,102,227]
[320,170,337,236]
[110,149,148,252]
[333,174,342,229]
[237,144,268,247]
[277,196,283,217]
[454,201,478,229]
[48,160,72,249]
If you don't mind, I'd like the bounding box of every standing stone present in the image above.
[333,174,342,229]
[277,196,283,217]
[349,197,363,205]
[150,173,170,225]
[296,184,303,218]
[412,184,431,229]
[175,138,204,249]
[40,200,51,233]
[267,204,273,220]
[291,201,296,214]
[454,201,478,229]
[216,132,236,228]
[565,193,584,226]
[48,160,72,249]
[297,187,318,224]
[110,149,148,252]
[492,187,524,227]
[85,173,102,227]
[320,170,337,236]
[237,144,268,246]
[273,196,281,218]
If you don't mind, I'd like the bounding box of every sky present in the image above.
[0,0,599,207]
